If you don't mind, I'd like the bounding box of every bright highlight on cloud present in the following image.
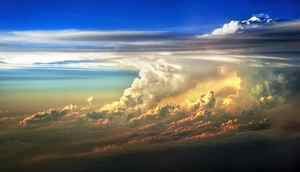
[199,13,274,37]
[100,59,187,114]
[210,21,242,35]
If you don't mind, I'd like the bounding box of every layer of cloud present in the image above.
[0,14,299,69]
[0,30,183,51]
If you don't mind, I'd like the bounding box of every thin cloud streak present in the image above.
[0,17,299,69]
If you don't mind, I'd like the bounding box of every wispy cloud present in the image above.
[0,30,183,49]
[0,15,299,69]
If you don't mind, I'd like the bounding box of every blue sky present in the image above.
[1,0,299,31]
[0,0,300,69]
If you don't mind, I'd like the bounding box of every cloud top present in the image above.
[199,14,275,37]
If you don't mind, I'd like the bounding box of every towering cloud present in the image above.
[100,59,187,114]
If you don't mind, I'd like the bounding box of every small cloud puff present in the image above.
[19,104,78,127]
[211,20,242,36]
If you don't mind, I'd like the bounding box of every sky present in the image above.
[0,0,300,69]
[1,0,299,31]
[1,0,300,129]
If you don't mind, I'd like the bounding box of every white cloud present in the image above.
[100,58,187,114]
[198,14,274,37]
[0,52,126,69]
[211,21,243,36]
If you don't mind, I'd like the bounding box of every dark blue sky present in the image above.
[1,0,300,32]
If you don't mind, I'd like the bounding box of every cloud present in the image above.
[0,30,182,51]
[207,21,242,36]
[0,52,128,69]
[19,104,79,127]
[199,13,275,37]
[8,30,175,41]
[100,58,188,115]
[34,59,99,65]
[0,14,300,69]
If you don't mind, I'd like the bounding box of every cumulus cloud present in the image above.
[100,59,187,114]
[199,13,275,37]
[208,21,242,36]
[87,96,94,106]
[19,104,79,127]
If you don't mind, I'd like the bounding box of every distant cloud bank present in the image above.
[0,14,300,69]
